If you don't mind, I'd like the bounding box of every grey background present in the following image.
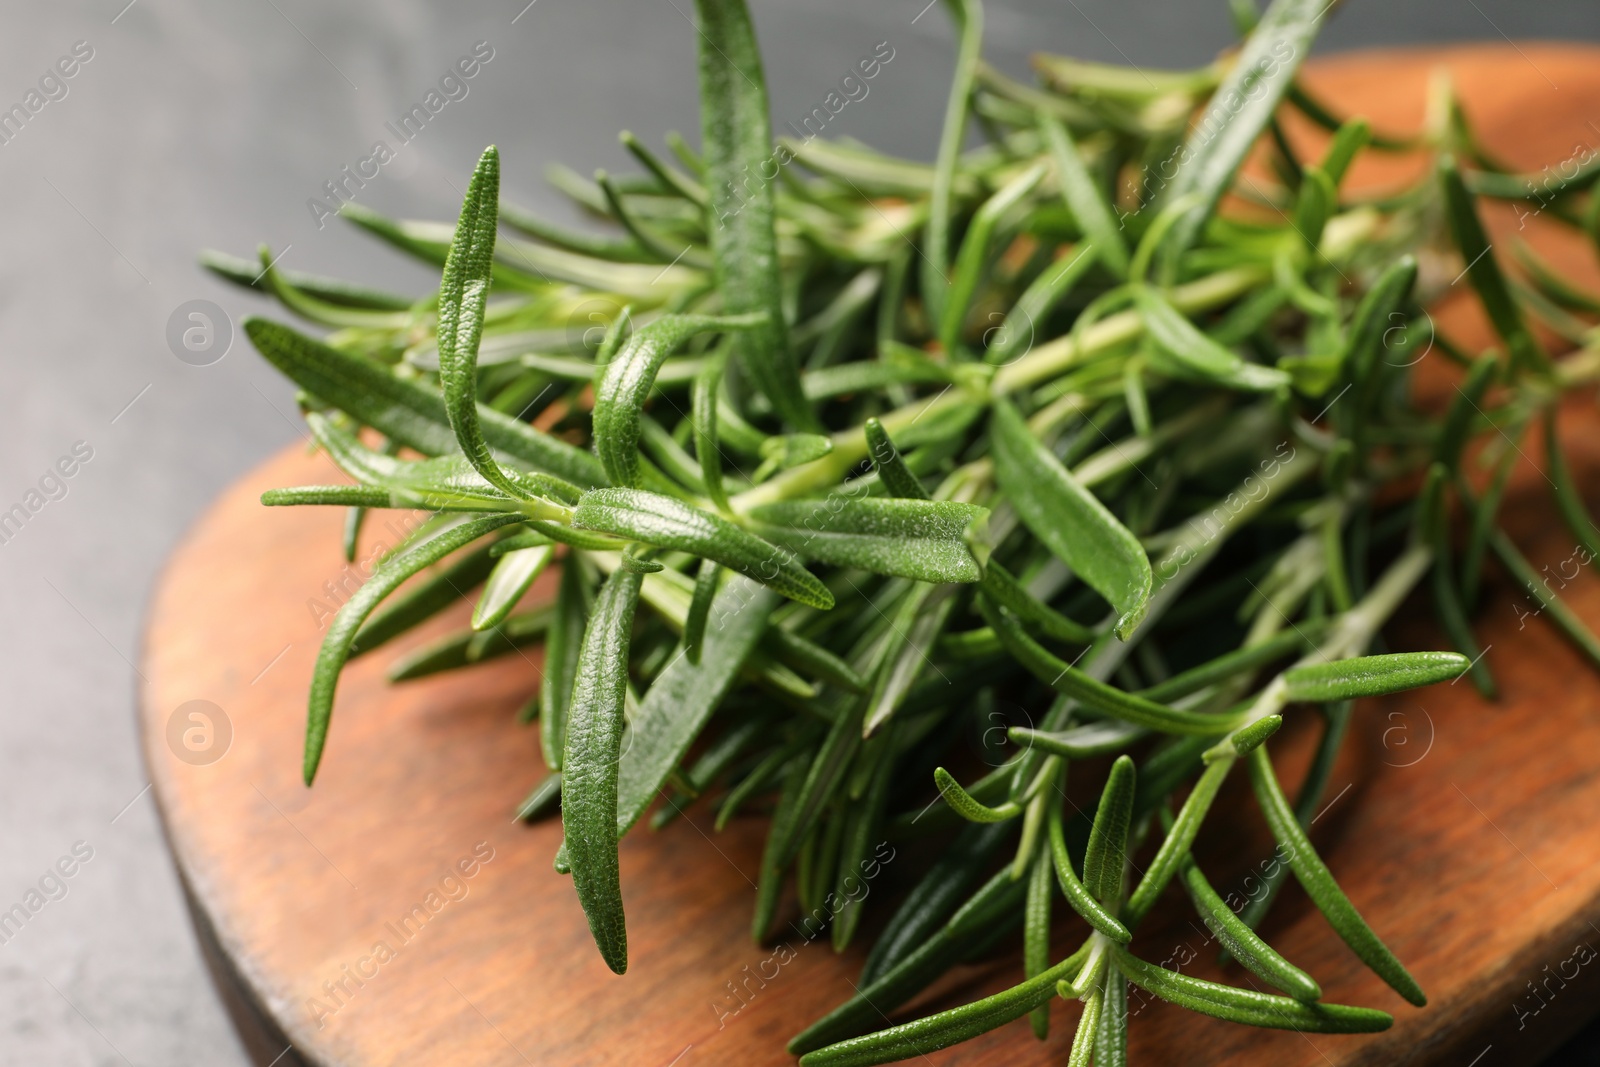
[0,1,1594,1064]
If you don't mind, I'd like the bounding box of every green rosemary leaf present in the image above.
[860,821,1012,986]
[1024,844,1054,1039]
[498,200,648,261]
[986,243,1098,366]
[1435,354,1497,470]
[1178,849,1321,1001]
[515,770,563,823]
[683,559,720,664]
[979,559,1096,643]
[614,577,778,837]
[304,514,523,784]
[1342,255,1418,411]
[255,246,410,330]
[798,942,1091,1067]
[933,767,1023,823]
[200,248,415,310]
[472,543,555,631]
[1122,755,1231,925]
[303,412,572,517]
[692,355,731,513]
[862,582,957,737]
[261,485,393,508]
[1488,527,1600,669]
[1048,802,1131,943]
[562,565,645,975]
[990,397,1152,637]
[542,553,591,771]
[436,146,534,501]
[1247,745,1426,1005]
[594,169,684,262]
[1160,0,1324,263]
[693,0,813,429]
[384,607,552,681]
[1082,754,1135,906]
[1113,947,1391,1032]
[748,497,989,584]
[620,130,707,204]
[1546,409,1600,562]
[776,701,865,867]
[981,598,1239,735]
[752,749,809,941]
[1283,651,1468,702]
[1094,972,1129,1066]
[792,862,1030,1055]
[1291,164,1336,249]
[1319,117,1371,186]
[244,318,605,487]
[763,626,866,693]
[1068,985,1102,1067]
[864,417,928,500]
[920,0,984,328]
[352,539,501,657]
[1135,285,1291,392]
[592,313,766,488]
[341,504,366,563]
[830,743,894,951]
[941,160,1048,352]
[1438,155,1544,370]
[1041,116,1129,278]
[572,488,833,608]
[760,433,834,471]
[1204,713,1282,763]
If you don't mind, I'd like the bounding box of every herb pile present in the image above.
[204,0,1600,1061]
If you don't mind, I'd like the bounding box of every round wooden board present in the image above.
[141,45,1600,1067]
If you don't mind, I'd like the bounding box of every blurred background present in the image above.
[0,0,1595,1063]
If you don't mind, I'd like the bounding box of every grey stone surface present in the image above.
[0,1,1591,1063]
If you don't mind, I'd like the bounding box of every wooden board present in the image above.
[139,45,1600,1067]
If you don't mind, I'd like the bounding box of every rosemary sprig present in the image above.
[209,0,1600,1061]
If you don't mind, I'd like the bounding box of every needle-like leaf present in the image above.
[1114,947,1391,1032]
[562,565,646,975]
[1247,745,1426,1005]
[304,514,524,784]
[749,497,988,584]
[694,0,813,429]
[1283,651,1468,702]
[572,488,834,609]
[990,397,1152,637]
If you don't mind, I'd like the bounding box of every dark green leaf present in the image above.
[244,317,605,487]
[614,577,778,836]
[571,487,834,608]
[304,514,523,784]
[1283,651,1468,702]
[1114,947,1391,1032]
[749,496,988,584]
[990,397,1152,637]
[561,566,645,974]
[593,313,766,488]
[1160,0,1326,262]
[1041,115,1129,277]
[694,0,813,428]
[542,553,591,771]
[1247,745,1426,1005]
[1082,754,1135,905]
[472,543,555,631]
[1439,155,1544,370]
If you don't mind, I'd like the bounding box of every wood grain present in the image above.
[139,45,1600,1067]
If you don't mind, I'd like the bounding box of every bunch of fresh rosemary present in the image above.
[202,0,1600,1061]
